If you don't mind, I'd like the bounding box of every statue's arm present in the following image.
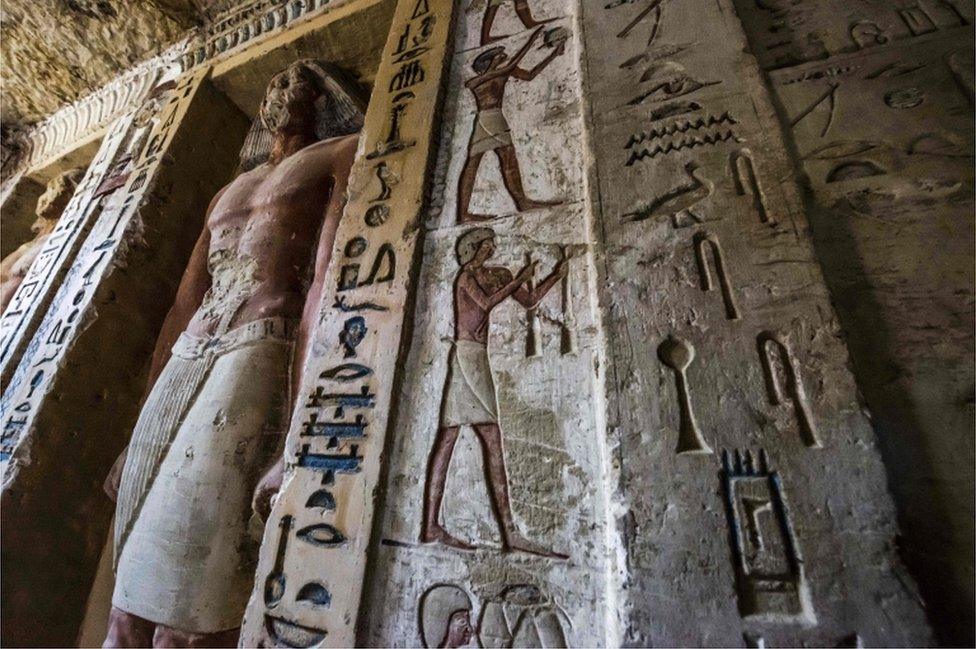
[252,137,357,519]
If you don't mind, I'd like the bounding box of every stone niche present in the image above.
[0,1,395,646]
[0,143,100,259]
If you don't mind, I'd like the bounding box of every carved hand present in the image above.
[103,447,128,502]
[555,257,570,278]
[516,260,538,284]
[252,456,285,521]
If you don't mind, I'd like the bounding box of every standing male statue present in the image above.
[0,168,85,312]
[421,227,568,558]
[101,60,367,647]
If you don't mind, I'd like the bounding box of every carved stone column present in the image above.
[359,1,618,646]
[240,0,460,645]
[0,115,134,389]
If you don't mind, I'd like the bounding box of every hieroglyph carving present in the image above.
[0,169,86,313]
[657,336,712,454]
[721,449,815,624]
[693,231,740,320]
[623,162,713,227]
[240,0,458,645]
[0,114,135,398]
[420,583,570,649]
[757,331,820,448]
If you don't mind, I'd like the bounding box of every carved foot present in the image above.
[516,199,563,212]
[458,212,496,224]
[481,34,512,45]
[503,533,568,560]
[421,525,478,552]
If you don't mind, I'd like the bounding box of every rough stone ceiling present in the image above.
[1,0,226,132]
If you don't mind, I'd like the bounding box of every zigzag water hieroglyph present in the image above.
[626,129,743,166]
[625,112,738,149]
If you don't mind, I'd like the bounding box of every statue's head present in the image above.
[456,227,496,266]
[241,60,368,171]
[33,168,84,231]
[420,584,474,649]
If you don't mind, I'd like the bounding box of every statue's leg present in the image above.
[152,624,240,648]
[103,607,154,648]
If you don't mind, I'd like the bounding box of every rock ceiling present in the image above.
[1,0,226,133]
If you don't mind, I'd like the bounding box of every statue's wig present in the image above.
[239,60,368,171]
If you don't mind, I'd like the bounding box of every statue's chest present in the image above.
[209,166,331,243]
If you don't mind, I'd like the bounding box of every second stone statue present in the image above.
[100,60,368,648]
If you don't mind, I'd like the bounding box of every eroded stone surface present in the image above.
[580,0,931,644]
[767,28,975,644]
[0,0,191,127]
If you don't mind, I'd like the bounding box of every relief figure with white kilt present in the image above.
[100,60,367,648]
[421,227,569,559]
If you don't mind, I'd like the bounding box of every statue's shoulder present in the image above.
[300,133,361,163]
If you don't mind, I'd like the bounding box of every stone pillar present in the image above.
[0,115,132,389]
[359,1,617,646]
[239,0,460,646]
[732,2,974,641]
[0,70,250,648]
[579,0,931,645]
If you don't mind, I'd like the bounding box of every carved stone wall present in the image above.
[731,1,974,641]
[579,0,931,644]
[0,0,970,645]
[359,1,616,645]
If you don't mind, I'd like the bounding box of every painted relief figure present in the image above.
[479,0,556,46]
[420,584,477,648]
[101,60,367,648]
[457,27,565,223]
[421,227,569,558]
[0,168,84,312]
[420,582,570,648]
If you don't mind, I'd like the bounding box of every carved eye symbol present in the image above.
[297,523,346,547]
[320,363,373,382]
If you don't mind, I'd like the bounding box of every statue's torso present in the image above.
[185,135,355,337]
